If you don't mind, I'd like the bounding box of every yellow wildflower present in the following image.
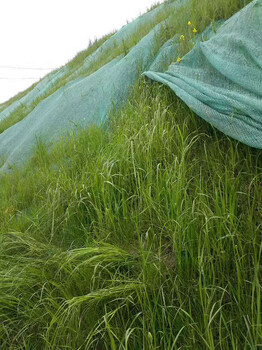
[177,57,181,63]
[193,28,198,33]
[180,35,185,40]
[188,21,192,26]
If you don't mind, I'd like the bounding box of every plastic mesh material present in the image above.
[0,0,261,172]
[144,0,262,148]
[0,1,185,171]
[0,1,178,124]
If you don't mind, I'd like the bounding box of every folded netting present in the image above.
[144,0,262,148]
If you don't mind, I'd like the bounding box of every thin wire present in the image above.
[0,65,55,70]
[0,77,41,80]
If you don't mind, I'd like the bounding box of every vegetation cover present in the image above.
[0,0,261,349]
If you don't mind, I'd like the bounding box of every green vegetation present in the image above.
[0,0,260,349]
[0,103,34,134]
[1,80,261,349]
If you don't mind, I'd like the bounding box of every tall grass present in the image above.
[0,78,261,349]
[0,0,261,349]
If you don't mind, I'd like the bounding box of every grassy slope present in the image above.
[0,0,261,349]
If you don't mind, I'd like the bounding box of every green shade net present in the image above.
[0,0,261,172]
[144,0,262,148]
[0,0,184,172]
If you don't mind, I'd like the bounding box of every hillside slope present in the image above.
[0,0,261,349]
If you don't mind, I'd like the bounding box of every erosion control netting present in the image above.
[145,0,262,148]
[0,0,184,171]
[0,0,261,172]
[0,0,175,123]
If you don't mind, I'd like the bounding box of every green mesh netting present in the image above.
[0,0,184,171]
[144,0,262,148]
[0,0,261,172]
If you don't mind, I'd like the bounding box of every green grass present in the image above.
[0,0,261,349]
[1,79,261,349]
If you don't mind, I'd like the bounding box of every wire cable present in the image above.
[0,77,41,80]
[0,65,55,70]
